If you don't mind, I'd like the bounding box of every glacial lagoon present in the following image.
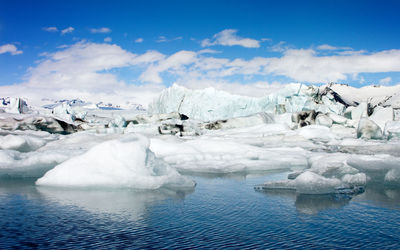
[1,172,400,249]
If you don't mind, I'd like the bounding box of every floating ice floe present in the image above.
[36,135,195,189]
[256,151,400,194]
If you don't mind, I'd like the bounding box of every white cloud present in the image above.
[0,44,23,55]
[201,29,260,48]
[317,44,352,51]
[3,41,400,108]
[140,50,197,83]
[379,77,392,85]
[156,36,182,43]
[43,27,58,32]
[90,27,112,34]
[269,41,289,52]
[197,49,221,54]
[135,38,144,43]
[0,42,166,107]
[263,49,400,83]
[61,27,74,35]
[139,48,400,85]
[104,37,112,42]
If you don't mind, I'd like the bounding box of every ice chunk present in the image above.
[108,115,127,128]
[295,172,342,194]
[384,168,400,185]
[150,137,308,173]
[342,173,367,186]
[351,102,368,120]
[327,113,348,125]
[2,97,29,114]
[0,134,47,152]
[369,106,393,131]
[384,121,400,139]
[357,118,382,139]
[36,135,195,189]
[297,125,335,142]
[135,112,181,124]
[204,112,274,130]
[315,114,333,127]
[0,149,72,178]
[259,170,365,195]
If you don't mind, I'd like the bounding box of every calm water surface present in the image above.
[1,172,400,249]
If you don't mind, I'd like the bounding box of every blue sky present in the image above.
[1,0,400,103]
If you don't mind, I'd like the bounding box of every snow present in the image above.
[326,84,400,108]
[36,135,195,189]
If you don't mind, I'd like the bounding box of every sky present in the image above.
[1,0,400,105]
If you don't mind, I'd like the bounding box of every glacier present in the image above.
[147,83,347,121]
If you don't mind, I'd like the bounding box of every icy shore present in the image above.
[1,83,400,194]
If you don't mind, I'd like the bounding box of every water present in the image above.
[1,172,400,249]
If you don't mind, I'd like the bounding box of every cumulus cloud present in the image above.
[263,49,400,83]
[0,44,23,55]
[379,77,392,85]
[201,29,260,48]
[61,27,74,35]
[0,42,167,106]
[90,27,112,33]
[104,37,112,42]
[140,50,197,83]
[43,27,58,32]
[135,38,144,43]
[2,40,400,107]
[139,47,400,85]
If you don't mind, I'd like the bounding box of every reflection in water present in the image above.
[295,194,351,214]
[257,184,400,214]
[256,189,352,214]
[36,186,194,221]
[354,184,400,210]
[257,190,352,214]
[0,178,194,222]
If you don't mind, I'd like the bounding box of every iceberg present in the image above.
[36,135,195,189]
[149,136,309,173]
[0,97,29,114]
[148,84,346,122]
